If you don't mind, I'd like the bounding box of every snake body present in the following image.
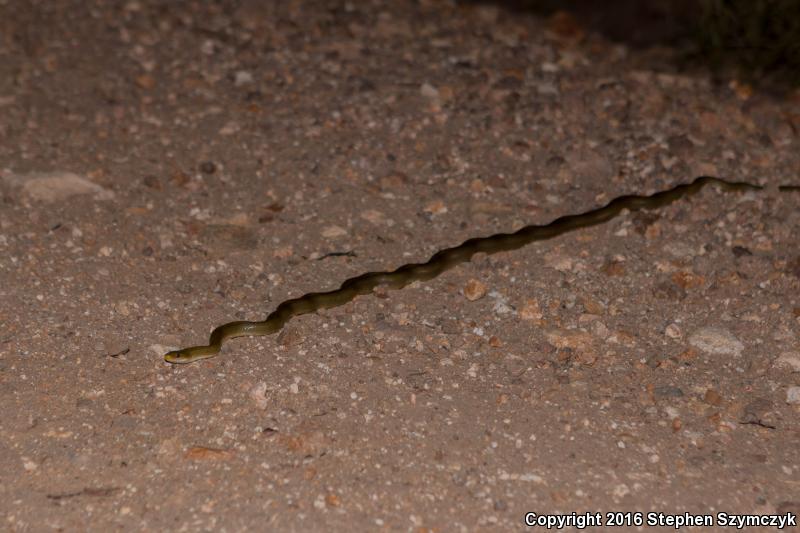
[165,176,793,364]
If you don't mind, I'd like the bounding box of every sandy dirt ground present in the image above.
[1,1,799,531]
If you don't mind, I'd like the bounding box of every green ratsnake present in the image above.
[164,176,798,364]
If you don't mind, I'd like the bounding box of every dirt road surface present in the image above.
[1,1,798,530]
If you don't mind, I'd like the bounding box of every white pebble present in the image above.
[787,386,800,405]
[689,327,744,357]
[665,324,682,339]
[249,382,268,410]
[775,352,800,372]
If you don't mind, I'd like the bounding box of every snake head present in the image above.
[164,345,217,364]
[164,349,201,364]
[164,350,187,364]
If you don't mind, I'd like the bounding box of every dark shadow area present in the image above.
[463,0,800,89]
[479,0,695,47]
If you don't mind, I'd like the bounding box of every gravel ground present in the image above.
[1,1,799,531]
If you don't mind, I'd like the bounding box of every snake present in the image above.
[164,176,798,364]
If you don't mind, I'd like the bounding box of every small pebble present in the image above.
[520,299,543,321]
[665,324,682,339]
[582,297,604,315]
[360,210,385,225]
[277,327,302,347]
[688,327,744,357]
[219,121,240,135]
[786,386,800,405]
[463,279,487,301]
[322,225,347,238]
[234,70,253,86]
[654,386,684,399]
[3,170,114,203]
[544,252,573,272]
[703,389,723,406]
[424,200,447,215]
[273,245,293,259]
[420,82,440,100]
[249,382,268,410]
[135,74,156,89]
[775,352,800,372]
[672,271,704,289]
[199,161,217,174]
[489,290,513,314]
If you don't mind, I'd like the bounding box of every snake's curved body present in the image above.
[165,176,793,364]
